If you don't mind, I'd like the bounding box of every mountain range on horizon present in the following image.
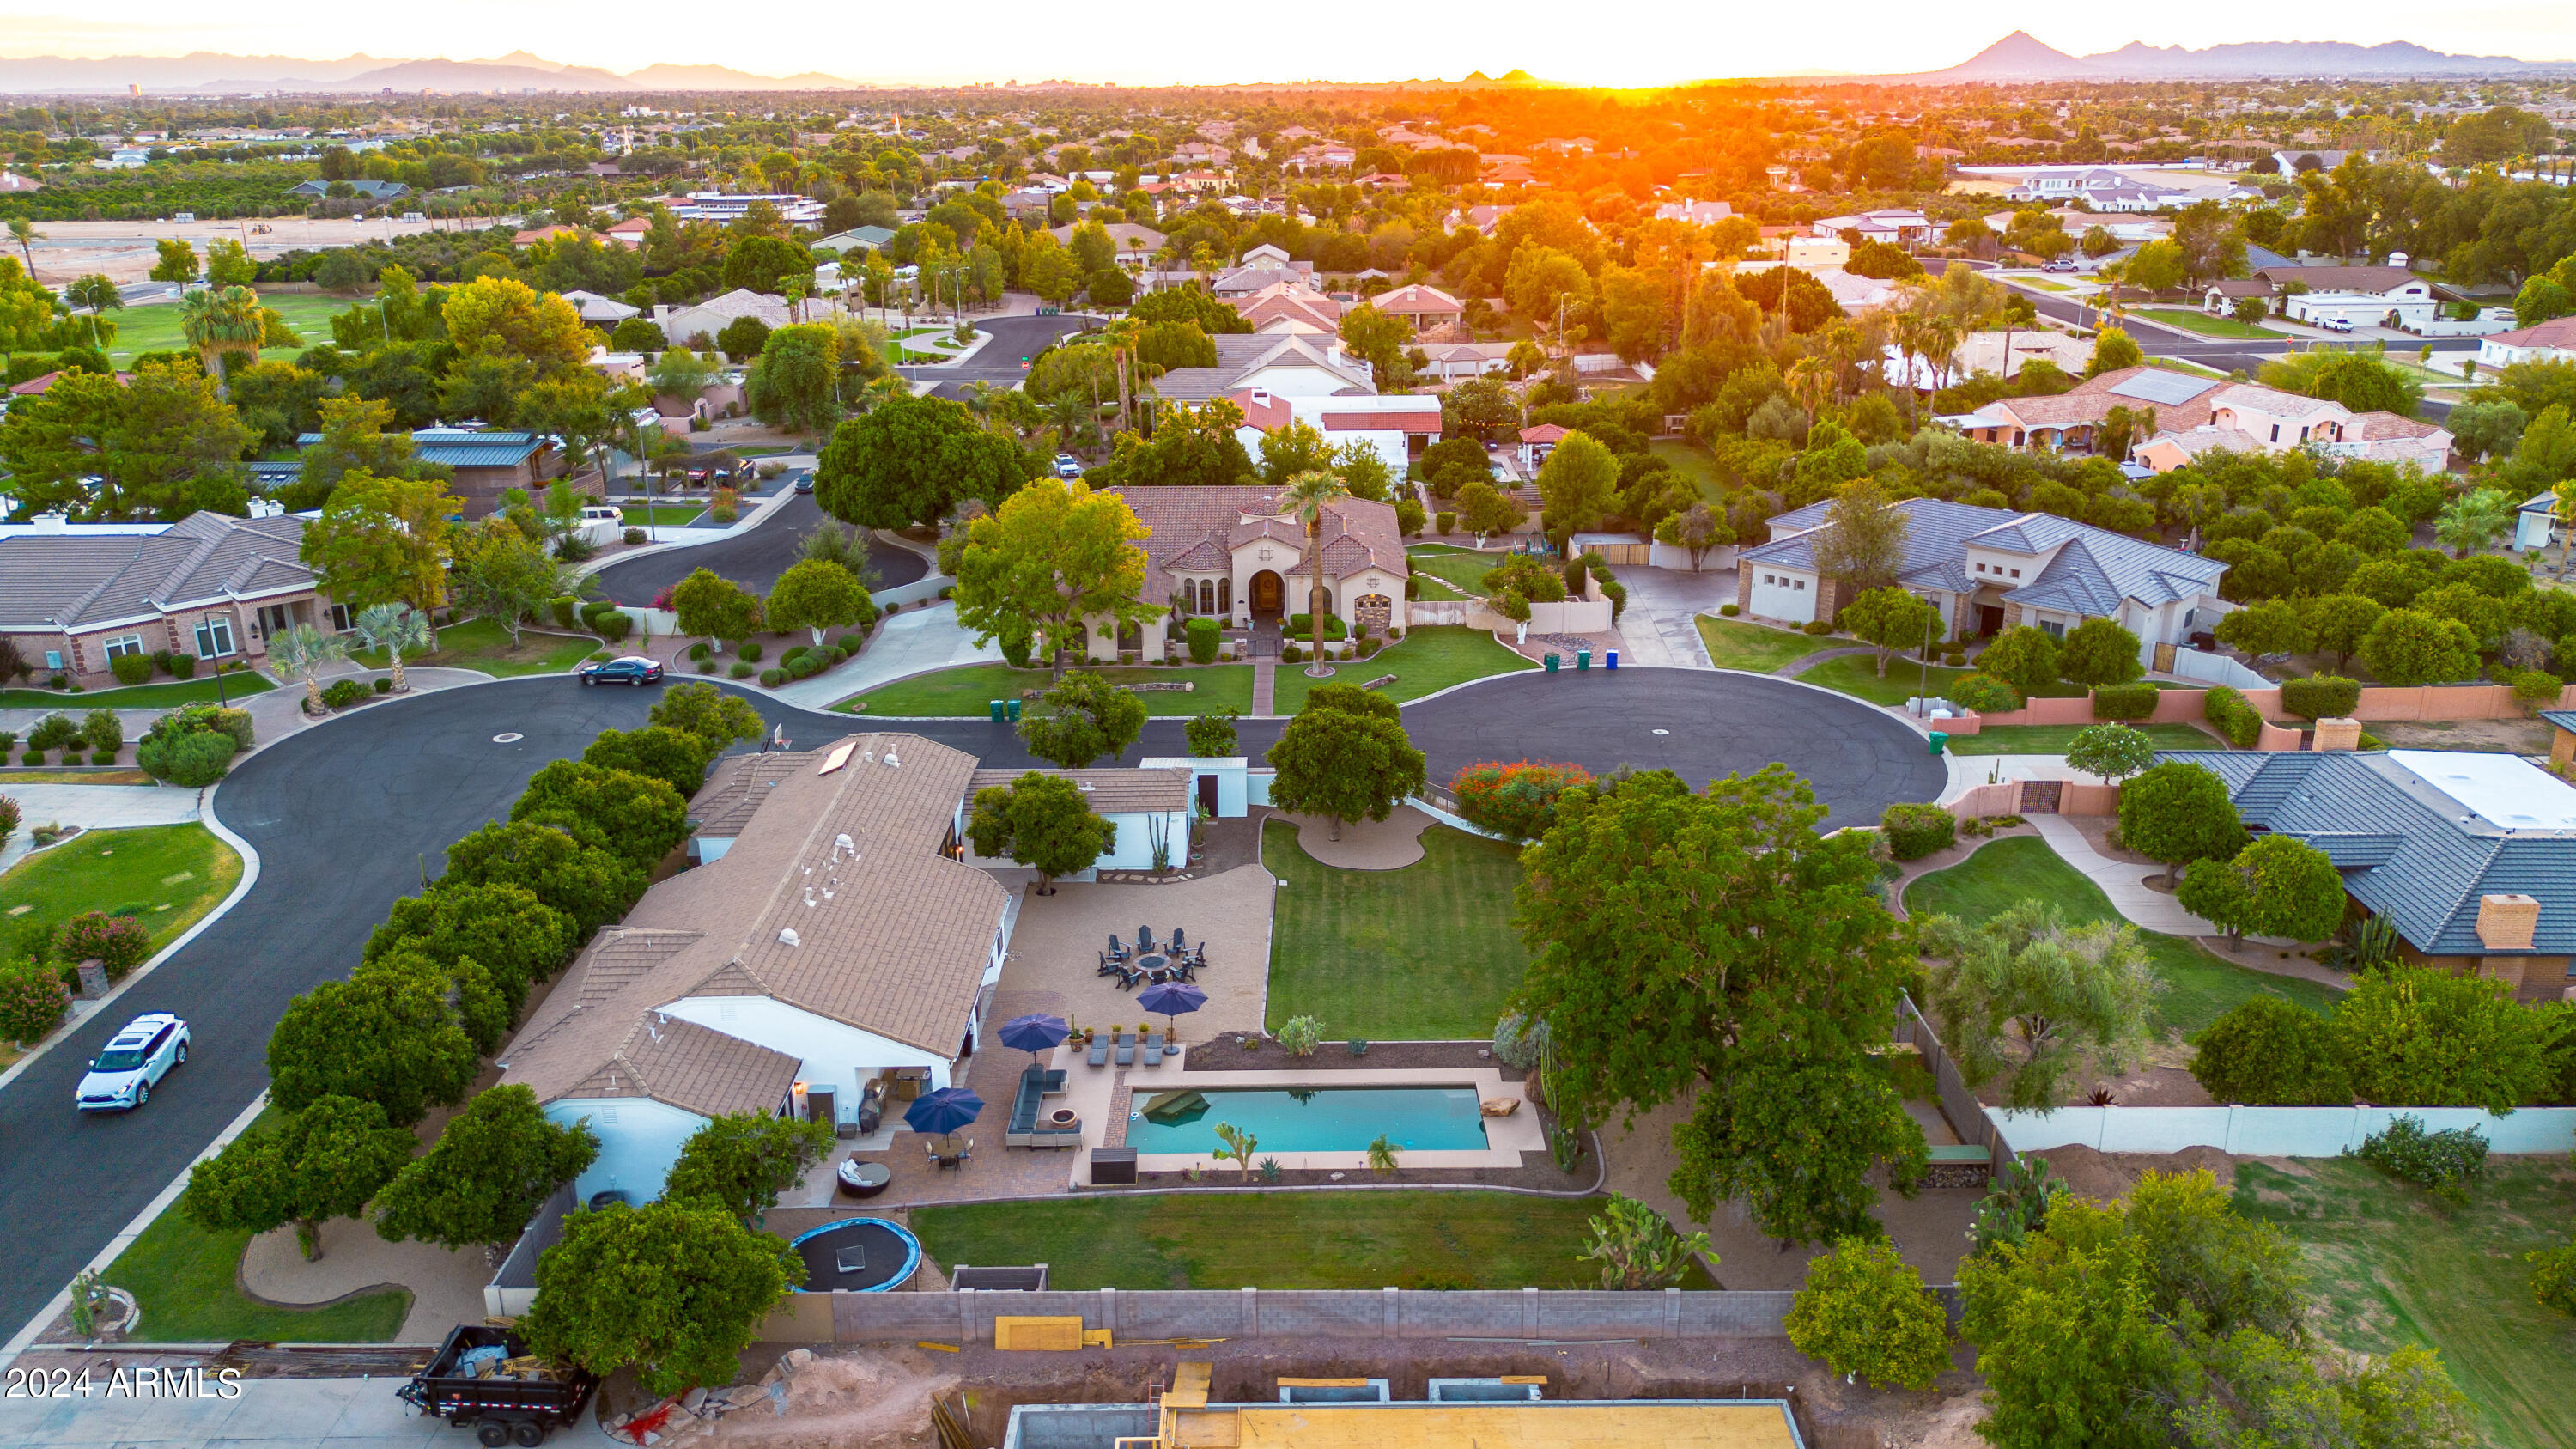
[1897,29,2576,81]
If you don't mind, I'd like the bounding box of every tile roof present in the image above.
[1368,283,1462,316]
[970,767,1190,813]
[1744,497,2224,615]
[1103,485,1408,603]
[2488,316,2576,350]
[498,734,1009,1111]
[1151,334,1371,399]
[552,1013,801,1120]
[2252,265,2421,295]
[1980,366,2227,433]
[2348,411,2446,441]
[0,511,318,630]
[2159,749,2576,957]
[295,427,547,471]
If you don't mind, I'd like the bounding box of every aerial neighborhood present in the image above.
[11,22,2576,1449]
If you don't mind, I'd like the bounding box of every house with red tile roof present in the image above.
[1098,485,1411,656]
[1218,385,1443,474]
[1367,283,1464,333]
[2479,314,2576,369]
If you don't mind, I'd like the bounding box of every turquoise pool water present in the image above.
[1126,1086,1490,1154]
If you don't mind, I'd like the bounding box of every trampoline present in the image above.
[787,1217,922,1293]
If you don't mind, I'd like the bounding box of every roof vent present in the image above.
[778,928,802,947]
[883,751,900,769]
[1078,782,1096,791]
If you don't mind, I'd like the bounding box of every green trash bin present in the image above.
[1005,698,1024,722]
[1544,653,1560,673]
[1577,648,1591,671]
[987,700,1006,723]
[1929,730,1948,757]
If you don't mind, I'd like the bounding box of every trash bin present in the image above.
[987,700,1006,723]
[1005,698,1024,722]
[1577,648,1591,671]
[1606,649,1619,670]
[1929,731,1948,757]
[1544,653,1560,673]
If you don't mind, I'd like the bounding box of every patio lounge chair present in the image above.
[1097,952,1122,977]
[1115,1031,1137,1067]
[1105,933,1128,960]
[1141,1030,1165,1067]
[1136,926,1156,953]
[1170,928,1187,954]
[1087,1032,1109,1067]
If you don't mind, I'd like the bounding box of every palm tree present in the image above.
[1280,468,1352,678]
[1783,356,1834,427]
[2433,488,2512,560]
[7,216,40,274]
[351,603,434,693]
[65,274,124,351]
[266,622,349,715]
[178,285,268,398]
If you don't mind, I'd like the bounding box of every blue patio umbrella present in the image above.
[1135,980,1207,1036]
[902,1087,985,1137]
[996,1013,1069,1065]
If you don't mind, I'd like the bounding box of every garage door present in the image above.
[1748,570,1815,624]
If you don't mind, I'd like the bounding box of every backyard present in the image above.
[1263,819,1526,1040]
[1694,616,1846,674]
[101,1184,410,1342]
[1649,440,1725,502]
[1945,721,2219,756]
[1902,835,2340,1037]
[349,617,601,679]
[0,822,242,959]
[1406,543,1508,597]
[98,292,349,368]
[2233,1156,2576,1449]
[909,1190,1716,1291]
[2130,307,2275,339]
[0,673,275,710]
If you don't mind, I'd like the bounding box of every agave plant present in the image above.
[266,622,348,715]
[351,602,434,693]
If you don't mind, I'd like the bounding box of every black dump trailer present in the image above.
[397,1324,598,1446]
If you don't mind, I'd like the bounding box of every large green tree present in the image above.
[649,681,766,757]
[2358,607,2481,687]
[1017,669,1147,768]
[967,771,1118,892]
[298,469,463,612]
[524,1199,803,1397]
[1534,429,1619,542]
[1511,766,1926,1245]
[184,1094,416,1262]
[1785,1237,1953,1391]
[584,725,719,799]
[951,478,1155,670]
[814,392,1032,528]
[438,819,644,937]
[511,759,690,871]
[2175,835,2348,947]
[2118,761,2248,886]
[669,566,762,649]
[0,360,252,520]
[762,558,870,647]
[1838,587,1937,677]
[1264,694,1427,841]
[2333,962,2556,1112]
[373,1086,598,1251]
[662,1111,837,1227]
[1917,902,2161,1110]
[363,882,574,1022]
[2056,618,2145,688]
[748,323,841,435]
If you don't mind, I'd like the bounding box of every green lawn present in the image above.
[844,663,1256,717]
[1263,818,1527,1039]
[349,617,599,679]
[1406,543,1507,597]
[2132,307,2274,339]
[104,1184,410,1342]
[99,293,351,368]
[1903,836,2340,1038]
[1944,721,2219,756]
[1695,617,1845,673]
[2233,1157,2576,1449]
[2015,277,2075,293]
[620,504,705,527]
[910,1190,1716,1291]
[2148,356,2231,380]
[1798,653,1985,707]
[0,673,276,710]
[1413,573,1472,601]
[1270,626,1535,714]
[1649,440,1725,501]
[0,822,242,957]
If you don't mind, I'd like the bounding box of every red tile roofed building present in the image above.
[1098,485,1412,654]
[1366,283,1465,333]
[1517,423,1570,472]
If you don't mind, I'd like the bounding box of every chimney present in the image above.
[1250,389,1272,409]
[2476,894,2539,951]
[2312,717,2361,752]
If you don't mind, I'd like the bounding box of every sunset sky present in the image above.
[2,2,2573,86]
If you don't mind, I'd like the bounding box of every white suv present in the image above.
[76,1013,189,1112]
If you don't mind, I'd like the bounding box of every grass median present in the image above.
[350,618,600,679]
[0,673,276,710]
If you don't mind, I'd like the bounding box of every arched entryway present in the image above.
[1249,569,1285,618]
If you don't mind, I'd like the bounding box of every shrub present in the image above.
[2532,1241,2576,1318]
[82,709,122,754]
[0,795,15,844]
[2354,1114,2489,1203]
[760,667,787,687]
[56,912,151,977]
[550,596,578,629]
[789,657,820,679]
[1394,497,1427,535]
[2510,667,2563,706]
[1281,643,1302,663]
[1942,650,1966,666]
[738,641,762,662]
[1435,510,1455,535]
[374,677,393,694]
[19,751,39,766]
[319,679,368,709]
[136,729,239,787]
[0,961,71,1044]
[1278,1015,1324,1056]
[2334,962,2554,1111]
[1947,673,2022,715]
[2279,674,2362,721]
[697,661,718,674]
[2090,681,2159,721]
[728,661,756,679]
[150,702,254,752]
[1784,1237,1953,1391]
[1284,612,1349,641]
[688,641,711,661]
[1801,619,1834,636]
[1718,603,1740,616]
[27,715,79,751]
[166,652,196,679]
[1449,760,1594,842]
[623,527,647,545]
[2202,685,2262,747]
[2189,995,2350,1105]
[1879,802,1958,861]
[595,612,632,642]
[1493,1012,1551,1069]
[1185,617,1221,664]
[109,654,153,686]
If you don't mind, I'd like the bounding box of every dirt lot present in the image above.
[2366,715,2554,754]
[21,215,507,285]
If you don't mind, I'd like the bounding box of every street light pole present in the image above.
[205,609,229,706]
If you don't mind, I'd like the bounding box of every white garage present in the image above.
[1747,566,1818,624]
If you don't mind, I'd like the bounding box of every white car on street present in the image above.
[76,1013,190,1112]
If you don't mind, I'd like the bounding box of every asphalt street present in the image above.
[893,311,1096,387]
[0,667,1927,1337]
[588,493,928,606]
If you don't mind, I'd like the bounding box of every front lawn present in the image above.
[910,1190,1715,1291]
[1944,721,2219,756]
[843,662,1256,717]
[0,823,242,957]
[1406,543,1508,596]
[349,617,600,679]
[2131,307,2274,339]
[103,1185,411,1343]
[1902,836,2340,1037]
[0,673,276,709]
[1270,625,1535,713]
[1798,653,1985,707]
[2233,1156,2576,1449]
[619,504,706,527]
[1263,819,1526,1039]
[1695,617,1846,673]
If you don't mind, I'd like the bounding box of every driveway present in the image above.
[1612,564,1735,668]
[588,493,927,606]
[894,312,1096,387]
[0,782,201,875]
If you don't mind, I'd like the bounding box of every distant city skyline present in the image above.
[2,3,2573,89]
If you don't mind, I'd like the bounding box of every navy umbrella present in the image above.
[996,1013,1070,1065]
[1135,980,1207,1036]
[902,1087,985,1136]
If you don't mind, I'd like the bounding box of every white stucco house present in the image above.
[2257,262,2440,331]
[2480,315,2576,369]
[963,768,1193,874]
[1222,387,1443,475]
[1101,485,1411,660]
[1736,497,2229,652]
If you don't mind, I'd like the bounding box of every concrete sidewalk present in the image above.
[0,782,202,875]
[771,600,1000,709]
[2027,813,2221,936]
[0,1376,450,1447]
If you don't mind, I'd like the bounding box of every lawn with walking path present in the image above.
[2130,307,2274,339]
[911,1190,1715,1290]
[0,673,276,710]
[1406,543,1508,597]
[1903,835,2338,1037]
[101,1183,410,1342]
[349,618,600,679]
[1694,617,1848,674]
[0,822,242,958]
[1944,721,2220,756]
[2232,1155,2576,1449]
[1263,818,1527,1040]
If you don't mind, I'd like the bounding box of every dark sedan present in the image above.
[577,655,665,686]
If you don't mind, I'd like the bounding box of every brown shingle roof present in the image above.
[970,767,1191,813]
[2252,265,2421,295]
[694,752,815,839]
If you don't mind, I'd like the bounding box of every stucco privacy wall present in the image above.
[1990,1104,2576,1158]
[762,1286,1807,1342]
[1934,681,2576,735]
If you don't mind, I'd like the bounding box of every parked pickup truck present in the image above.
[397,1325,597,1446]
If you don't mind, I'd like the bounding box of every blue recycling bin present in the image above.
[1929,731,1949,757]
[1606,648,1619,670]
[1544,654,1560,673]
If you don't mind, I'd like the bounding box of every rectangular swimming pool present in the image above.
[1126,1086,1490,1154]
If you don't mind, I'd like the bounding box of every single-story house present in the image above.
[288,178,407,200]
[1366,283,1465,334]
[2163,748,2576,1002]
[1736,496,2228,649]
[1102,485,1410,658]
[2125,383,2453,472]
[1654,198,1734,225]
[499,734,1015,1204]
[1418,341,1516,381]
[1231,282,1343,334]
[963,768,1191,874]
[1151,332,1381,405]
[1882,329,2091,391]
[2517,491,2565,552]
[2479,315,2576,369]
[1810,209,1933,248]
[0,508,341,687]
[1223,387,1441,474]
[651,289,792,351]
[1050,220,1166,267]
[2251,263,2439,331]
[296,426,569,519]
[559,289,640,326]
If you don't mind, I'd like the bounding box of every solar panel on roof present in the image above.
[2106,371,2215,406]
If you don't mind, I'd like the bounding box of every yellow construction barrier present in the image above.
[993,1317,1112,1350]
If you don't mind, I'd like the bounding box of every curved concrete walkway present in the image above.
[0,782,203,875]
[239,1209,489,1342]
[773,600,1000,709]
[1279,804,1434,870]
[2027,813,2222,936]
